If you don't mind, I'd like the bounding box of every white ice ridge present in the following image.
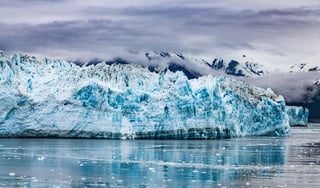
[0,53,291,139]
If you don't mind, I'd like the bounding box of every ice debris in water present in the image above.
[0,53,291,139]
[286,106,309,126]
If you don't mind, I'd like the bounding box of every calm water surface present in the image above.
[0,124,320,187]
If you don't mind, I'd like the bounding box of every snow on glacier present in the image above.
[0,53,291,139]
[286,106,309,126]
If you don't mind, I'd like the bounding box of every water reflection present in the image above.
[0,138,288,187]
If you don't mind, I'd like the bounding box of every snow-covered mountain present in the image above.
[74,50,268,79]
[0,52,291,138]
[289,63,320,73]
[289,55,320,73]
[287,56,320,92]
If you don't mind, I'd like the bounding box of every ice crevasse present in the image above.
[0,53,291,139]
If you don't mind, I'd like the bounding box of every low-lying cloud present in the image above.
[246,72,320,103]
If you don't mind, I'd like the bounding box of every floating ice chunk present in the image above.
[286,106,309,126]
[37,156,46,161]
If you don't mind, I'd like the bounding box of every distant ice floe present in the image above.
[286,106,309,126]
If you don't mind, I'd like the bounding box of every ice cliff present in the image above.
[0,53,291,139]
[286,106,309,126]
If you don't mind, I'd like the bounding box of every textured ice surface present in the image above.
[0,53,290,139]
[286,106,309,126]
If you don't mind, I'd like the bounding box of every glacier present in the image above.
[286,106,309,126]
[0,52,291,139]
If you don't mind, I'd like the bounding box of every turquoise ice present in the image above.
[0,53,291,139]
[286,106,309,126]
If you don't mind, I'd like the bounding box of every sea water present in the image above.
[0,124,319,187]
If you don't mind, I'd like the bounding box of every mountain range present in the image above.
[75,50,268,79]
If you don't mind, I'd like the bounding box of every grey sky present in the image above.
[0,0,319,69]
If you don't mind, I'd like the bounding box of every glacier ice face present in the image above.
[286,106,309,126]
[0,53,290,139]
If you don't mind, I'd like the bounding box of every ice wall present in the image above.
[0,53,291,139]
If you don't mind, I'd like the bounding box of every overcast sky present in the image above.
[0,0,319,69]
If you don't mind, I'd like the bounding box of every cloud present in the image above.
[0,19,149,58]
[245,72,320,103]
[0,1,319,66]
